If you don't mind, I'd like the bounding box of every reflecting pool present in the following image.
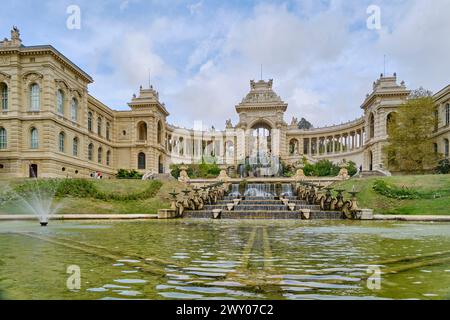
[1,219,450,300]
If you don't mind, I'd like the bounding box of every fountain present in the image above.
[243,183,275,197]
[3,178,63,226]
[281,184,293,197]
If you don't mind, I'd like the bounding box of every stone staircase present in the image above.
[184,195,343,220]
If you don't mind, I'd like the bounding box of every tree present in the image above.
[298,118,314,130]
[384,89,439,173]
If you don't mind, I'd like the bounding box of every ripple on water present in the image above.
[159,292,204,299]
[113,290,142,297]
[87,287,109,292]
[103,284,131,289]
[114,279,148,284]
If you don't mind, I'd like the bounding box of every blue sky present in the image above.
[1,0,449,129]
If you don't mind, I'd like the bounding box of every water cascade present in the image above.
[244,184,275,197]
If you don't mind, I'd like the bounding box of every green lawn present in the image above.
[0,177,186,215]
[331,175,450,215]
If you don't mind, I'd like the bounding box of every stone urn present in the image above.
[233,199,240,206]
[288,203,296,211]
[178,165,190,183]
[226,203,235,211]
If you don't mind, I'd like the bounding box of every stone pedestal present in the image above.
[158,209,178,219]
[301,209,311,220]
[359,209,374,220]
[212,209,222,219]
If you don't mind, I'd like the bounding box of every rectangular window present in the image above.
[1,84,7,111]
[446,104,450,126]
[30,84,40,111]
[0,129,6,149]
[59,134,65,153]
[73,139,78,157]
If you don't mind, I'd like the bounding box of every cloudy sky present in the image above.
[1,0,449,129]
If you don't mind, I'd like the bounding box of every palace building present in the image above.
[0,27,449,179]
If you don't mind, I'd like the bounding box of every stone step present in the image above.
[204,204,320,211]
[184,210,343,220]
[216,200,308,205]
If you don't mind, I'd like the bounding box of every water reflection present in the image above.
[0,220,450,300]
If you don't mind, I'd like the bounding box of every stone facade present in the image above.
[0,28,449,178]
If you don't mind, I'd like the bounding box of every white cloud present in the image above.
[188,1,203,15]
[48,0,450,127]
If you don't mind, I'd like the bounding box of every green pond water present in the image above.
[0,219,450,300]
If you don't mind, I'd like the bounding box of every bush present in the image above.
[346,161,358,176]
[8,179,162,202]
[117,169,143,179]
[436,159,450,174]
[372,180,420,199]
[170,162,221,179]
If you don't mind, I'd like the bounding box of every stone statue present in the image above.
[293,168,305,180]
[178,169,190,183]
[225,119,233,129]
[290,117,298,126]
[217,170,230,182]
[11,26,20,41]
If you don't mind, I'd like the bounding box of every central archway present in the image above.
[249,121,272,166]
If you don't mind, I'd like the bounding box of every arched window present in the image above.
[289,139,299,155]
[1,83,8,111]
[71,98,78,122]
[446,104,450,127]
[0,127,7,149]
[30,127,38,149]
[445,139,449,159]
[73,137,78,157]
[88,112,93,131]
[138,152,146,169]
[433,143,438,154]
[56,90,64,114]
[386,112,397,135]
[59,132,65,152]
[88,143,94,161]
[157,121,162,144]
[106,150,111,166]
[369,113,375,139]
[250,122,271,163]
[98,147,103,164]
[30,83,40,111]
[106,122,111,140]
[225,140,234,159]
[97,117,102,136]
[138,122,147,141]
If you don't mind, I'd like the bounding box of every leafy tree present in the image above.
[384,89,439,172]
[298,118,314,130]
[436,159,450,174]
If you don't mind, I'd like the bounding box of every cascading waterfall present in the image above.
[230,184,241,197]
[244,184,275,197]
[281,184,293,197]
